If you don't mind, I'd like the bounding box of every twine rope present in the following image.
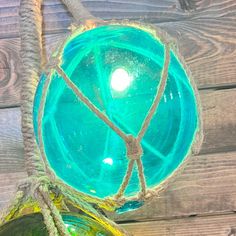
[61,0,100,24]
[137,46,170,142]
[38,185,68,236]
[19,0,45,177]
[18,0,69,234]
[36,192,59,236]
[56,65,128,141]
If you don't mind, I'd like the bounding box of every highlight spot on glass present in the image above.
[103,157,113,166]
[110,68,132,92]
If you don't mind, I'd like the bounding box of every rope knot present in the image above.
[125,135,143,160]
[43,57,60,75]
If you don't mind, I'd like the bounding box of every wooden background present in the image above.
[0,0,236,235]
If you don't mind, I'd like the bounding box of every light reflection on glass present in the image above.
[110,68,132,92]
[103,157,113,166]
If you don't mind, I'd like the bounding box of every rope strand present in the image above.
[16,0,131,235]
[114,160,135,200]
[137,46,170,142]
[38,186,69,236]
[35,189,60,236]
[136,159,147,196]
[56,65,128,141]
[19,0,45,177]
[61,0,101,24]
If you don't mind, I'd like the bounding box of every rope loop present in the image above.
[44,58,60,75]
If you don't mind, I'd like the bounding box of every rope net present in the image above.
[32,19,172,204]
[48,45,170,202]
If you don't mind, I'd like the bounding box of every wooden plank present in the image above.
[1,151,236,224]
[0,172,27,207]
[0,38,22,107]
[111,151,236,222]
[0,108,24,172]
[191,0,236,19]
[200,89,236,154]
[0,0,235,39]
[1,171,236,236]
[159,19,236,88]
[1,17,236,107]
[0,34,67,108]
[122,214,236,236]
[0,89,235,173]
[0,0,183,39]
[1,169,236,235]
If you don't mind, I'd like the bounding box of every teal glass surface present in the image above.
[33,25,199,199]
[0,213,112,236]
[116,200,144,214]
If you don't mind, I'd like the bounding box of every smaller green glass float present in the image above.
[0,212,113,236]
[33,22,202,213]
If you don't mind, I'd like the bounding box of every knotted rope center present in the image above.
[126,135,143,160]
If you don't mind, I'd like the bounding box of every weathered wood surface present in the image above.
[0,172,27,207]
[0,0,235,39]
[0,108,24,173]
[112,151,236,222]
[123,214,236,235]
[0,38,22,108]
[1,18,236,107]
[1,151,236,224]
[159,19,236,89]
[200,89,236,154]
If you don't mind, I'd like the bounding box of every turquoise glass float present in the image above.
[0,213,112,236]
[33,24,200,203]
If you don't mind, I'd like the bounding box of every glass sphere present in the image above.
[0,213,113,236]
[33,25,199,200]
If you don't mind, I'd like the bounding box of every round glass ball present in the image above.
[0,213,113,236]
[33,24,199,200]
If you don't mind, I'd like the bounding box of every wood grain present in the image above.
[0,38,22,107]
[0,0,183,38]
[1,150,236,224]
[1,17,236,107]
[123,214,236,236]
[159,19,236,88]
[200,89,236,154]
[0,172,27,206]
[192,0,236,19]
[0,168,235,236]
[0,0,235,39]
[0,108,24,173]
[111,151,236,222]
